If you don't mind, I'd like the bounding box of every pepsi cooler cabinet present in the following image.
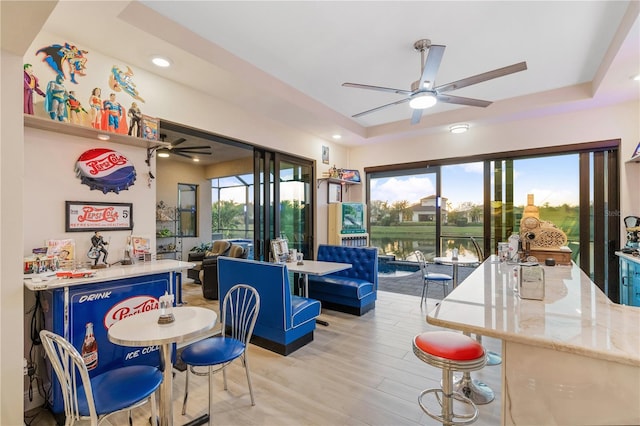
[40,270,178,415]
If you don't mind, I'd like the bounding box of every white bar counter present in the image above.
[427,255,640,425]
[24,259,195,291]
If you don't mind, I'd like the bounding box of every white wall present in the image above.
[1,50,27,425]
[349,101,640,219]
[156,159,211,258]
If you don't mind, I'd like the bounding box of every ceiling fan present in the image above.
[157,134,213,159]
[343,39,528,125]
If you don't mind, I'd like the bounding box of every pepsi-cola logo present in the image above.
[104,295,159,329]
[75,148,136,194]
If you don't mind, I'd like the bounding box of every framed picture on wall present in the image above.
[328,182,342,203]
[65,201,133,232]
[322,145,330,164]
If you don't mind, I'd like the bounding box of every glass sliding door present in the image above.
[253,150,314,261]
[487,151,619,299]
[368,168,441,260]
[278,157,313,259]
[441,162,484,259]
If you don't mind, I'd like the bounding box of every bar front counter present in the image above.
[24,259,194,417]
[427,255,640,425]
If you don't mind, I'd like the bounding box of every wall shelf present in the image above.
[24,114,170,150]
[316,177,360,189]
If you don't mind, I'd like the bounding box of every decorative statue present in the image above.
[67,91,87,125]
[88,87,102,129]
[23,64,45,115]
[128,102,142,137]
[102,92,127,133]
[45,74,69,121]
[88,231,109,266]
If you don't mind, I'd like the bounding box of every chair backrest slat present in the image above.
[222,284,260,345]
[40,329,99,424]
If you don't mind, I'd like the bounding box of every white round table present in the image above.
[108,306,217,426]
[433,256,479,287]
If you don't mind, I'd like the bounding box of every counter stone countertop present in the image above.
[427,255,640,367]
[23,259,194,291]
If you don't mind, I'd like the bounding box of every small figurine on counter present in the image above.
[89,231,109,266]
[45,74,69,121]
[128,102,142,137]
[67,91,87,125]
[102,92,127,133]
[23,64,45,115]
[88,87,102,129]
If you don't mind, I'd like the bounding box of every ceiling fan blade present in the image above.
[174,145,211,150]
[352,97,411,118]
[342,82,412,96]
[173,152,194,159]
[419,45,445,89]
[435,61,527,94]
[171,138,187,147]
[410,109,423,125]
[436,94,492,108]
[175,149,212,155]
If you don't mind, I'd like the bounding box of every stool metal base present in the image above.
[486,351,502,366]
[451,372,495,405]
[419,388,479,426]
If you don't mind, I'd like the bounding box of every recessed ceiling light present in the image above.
[332,134,342,140]
[449,124,469,134]
[151,56,172,67]
[97,134,110,141]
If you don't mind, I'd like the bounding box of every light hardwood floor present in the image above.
[28,281,502,425]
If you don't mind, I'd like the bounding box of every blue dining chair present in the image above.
[180,284,260,420]
[413,250,453,305]
[39,329,162,426]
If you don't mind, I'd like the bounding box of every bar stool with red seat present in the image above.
[412,331,487,425]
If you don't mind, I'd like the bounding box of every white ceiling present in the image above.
[36,1,640,149]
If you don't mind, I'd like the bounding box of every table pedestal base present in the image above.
[451,372,495,405]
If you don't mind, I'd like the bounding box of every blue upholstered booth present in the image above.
[218,257,321,356]
[308,245,378,316]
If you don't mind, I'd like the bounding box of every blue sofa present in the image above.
[308,244,378,316]
[218,257,322,356]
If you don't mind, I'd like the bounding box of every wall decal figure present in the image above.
[109,65,145,102]
[36,42,88,84]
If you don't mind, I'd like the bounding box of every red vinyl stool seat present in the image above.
[413,331,487,425]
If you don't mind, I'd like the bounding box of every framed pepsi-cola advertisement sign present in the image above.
[66,201,133,232]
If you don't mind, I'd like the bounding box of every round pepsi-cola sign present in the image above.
[75,148,136,194]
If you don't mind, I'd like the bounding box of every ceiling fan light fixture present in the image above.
[449,123,469,134]
[409,92,437,109]
[192,157,200,162]
[157,149,170,158]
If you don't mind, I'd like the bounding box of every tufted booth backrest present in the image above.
[218,257,294,330]
[316,244,378,287]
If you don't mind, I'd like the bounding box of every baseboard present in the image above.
[250,332,314,356]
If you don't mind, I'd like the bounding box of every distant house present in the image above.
[410,195,448,223]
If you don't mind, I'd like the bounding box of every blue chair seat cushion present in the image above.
[425,272,452,281]
[309,276,374,300]
[180,336,245,366]
[291,295,321,327]
[77,365,162,416]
